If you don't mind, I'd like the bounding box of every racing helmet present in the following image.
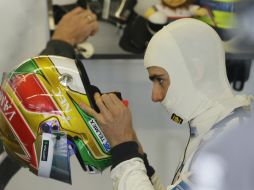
[0,56,115,183]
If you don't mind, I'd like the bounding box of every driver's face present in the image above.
[147,66,170,102]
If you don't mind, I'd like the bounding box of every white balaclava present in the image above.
[144,18,252,131]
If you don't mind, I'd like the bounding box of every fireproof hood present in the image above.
[144,18,252,131]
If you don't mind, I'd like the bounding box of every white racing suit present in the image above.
[110,18,254,190]
[110,102,254,190]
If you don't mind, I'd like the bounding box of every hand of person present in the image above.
[52,7,99,46]
[80,93,140,149]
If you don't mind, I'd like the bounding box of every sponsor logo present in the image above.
[0,88,16,121]
[171,113,183,124]
[51,87,72,123]
[88,119,111,152]
[0,86,38,169]
[41,140,49,161]
[52,87,72,113]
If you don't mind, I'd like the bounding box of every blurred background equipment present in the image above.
[52,0,137,26]
[226,0,254,52]
[223,0,254,91]
[51,0,138,57]
[119,0,240,54]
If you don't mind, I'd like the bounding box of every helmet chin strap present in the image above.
[38,132,72,184]
[38,133,56,178]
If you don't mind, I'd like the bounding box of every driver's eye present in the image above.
[158,78,164,85]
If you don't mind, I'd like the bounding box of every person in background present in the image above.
[82,18,254,190]
[196,0,238,41]
[0,7,99,190]
[41,6,99,59]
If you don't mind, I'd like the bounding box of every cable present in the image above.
[171,122,191,184]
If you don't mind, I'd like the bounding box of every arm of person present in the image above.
[40,40,76,59]
[81,93,166,190]
[111,142,165,190]
[40,7,99,59]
